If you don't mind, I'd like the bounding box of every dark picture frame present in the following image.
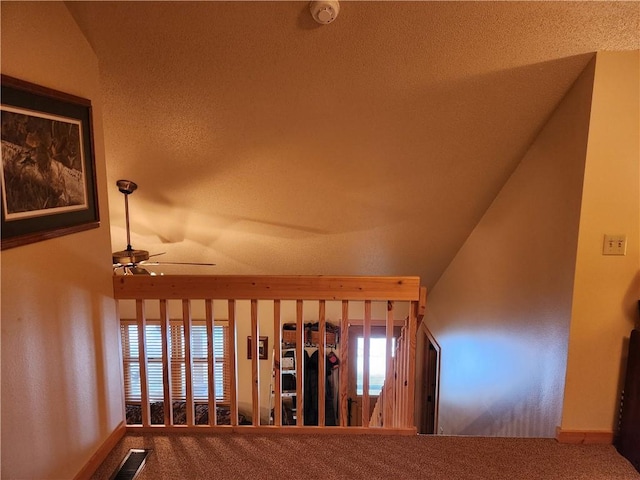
[1,75,99,250]
[247,336,268,360]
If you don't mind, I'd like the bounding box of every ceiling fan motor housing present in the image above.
[112,248,150,266]
[116,179,138,195]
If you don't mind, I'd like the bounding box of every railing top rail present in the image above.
[113,275,422,301]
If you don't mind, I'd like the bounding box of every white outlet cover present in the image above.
[603,234,627,255]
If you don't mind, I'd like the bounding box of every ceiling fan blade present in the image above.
[142,261,216,266]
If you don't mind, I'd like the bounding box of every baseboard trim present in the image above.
[74,421,127,480]
[126,424,418,435]
[555,427,614,444]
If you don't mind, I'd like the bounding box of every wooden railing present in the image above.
[369,286,426,428]
[113,275,425,434]
[369,315,416,427]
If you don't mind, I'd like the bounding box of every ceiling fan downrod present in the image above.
[123,186,133,251]
[112,179,150,265]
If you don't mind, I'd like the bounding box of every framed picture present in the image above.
[247,336,269,360]
[1,75,99,250]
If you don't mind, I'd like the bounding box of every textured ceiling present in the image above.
[66,1,639,288]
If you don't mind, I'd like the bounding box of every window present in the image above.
[121,320,230,404]
[356,337,395,396]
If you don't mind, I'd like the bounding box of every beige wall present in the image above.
[423,58,595,437]
[1,2,123,478]
[561,51,640,432]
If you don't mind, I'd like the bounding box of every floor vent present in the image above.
[110,449,151,480]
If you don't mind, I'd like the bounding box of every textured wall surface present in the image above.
[424,58,595,437]
[562,51,640,432]
[0,3,123,478]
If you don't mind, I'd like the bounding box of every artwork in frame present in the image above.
[247,336,269,360]
[1,75,99,250]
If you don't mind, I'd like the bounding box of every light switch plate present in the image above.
[603,234,627,255]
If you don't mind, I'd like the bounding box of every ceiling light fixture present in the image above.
[310,0,340,25]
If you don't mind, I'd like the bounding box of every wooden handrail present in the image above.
[115,275,424,434]
[113,275,421,301]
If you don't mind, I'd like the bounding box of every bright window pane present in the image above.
[356,337,395,396]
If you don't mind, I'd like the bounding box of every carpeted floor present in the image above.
[92,433,640,480]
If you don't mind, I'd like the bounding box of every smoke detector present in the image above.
[310,1,340,25]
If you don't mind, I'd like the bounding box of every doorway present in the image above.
[419,328,440,434]
[347,325,401,426]
[345,323,440,432]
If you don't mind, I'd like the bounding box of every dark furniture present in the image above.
[125,402,246,425]
[616,328,640,473]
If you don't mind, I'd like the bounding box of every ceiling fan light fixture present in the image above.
[129,266,152,275]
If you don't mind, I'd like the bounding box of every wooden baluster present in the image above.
[205,299,216,426]
[182,299,194,426]
[394,335,403,428]
[386,366,395,427]
[372,386,383,426]
[136,299,150,427]
[273,300,282,426]
[318,300,326,426]
[406,301,418,428]
[362,300,371,427]
[406,287,426,429]
[383,300,394,428]
[228,299,239,426]
[399,325,407,427]
[339,300,349,427]
[160,299,173,426]
[251,299,260,426]
[295,300,304,426]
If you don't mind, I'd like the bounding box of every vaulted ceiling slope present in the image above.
[67,1,639,288]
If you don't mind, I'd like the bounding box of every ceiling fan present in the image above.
[112,179,215,275]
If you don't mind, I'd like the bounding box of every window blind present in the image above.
[121,320,230,404]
